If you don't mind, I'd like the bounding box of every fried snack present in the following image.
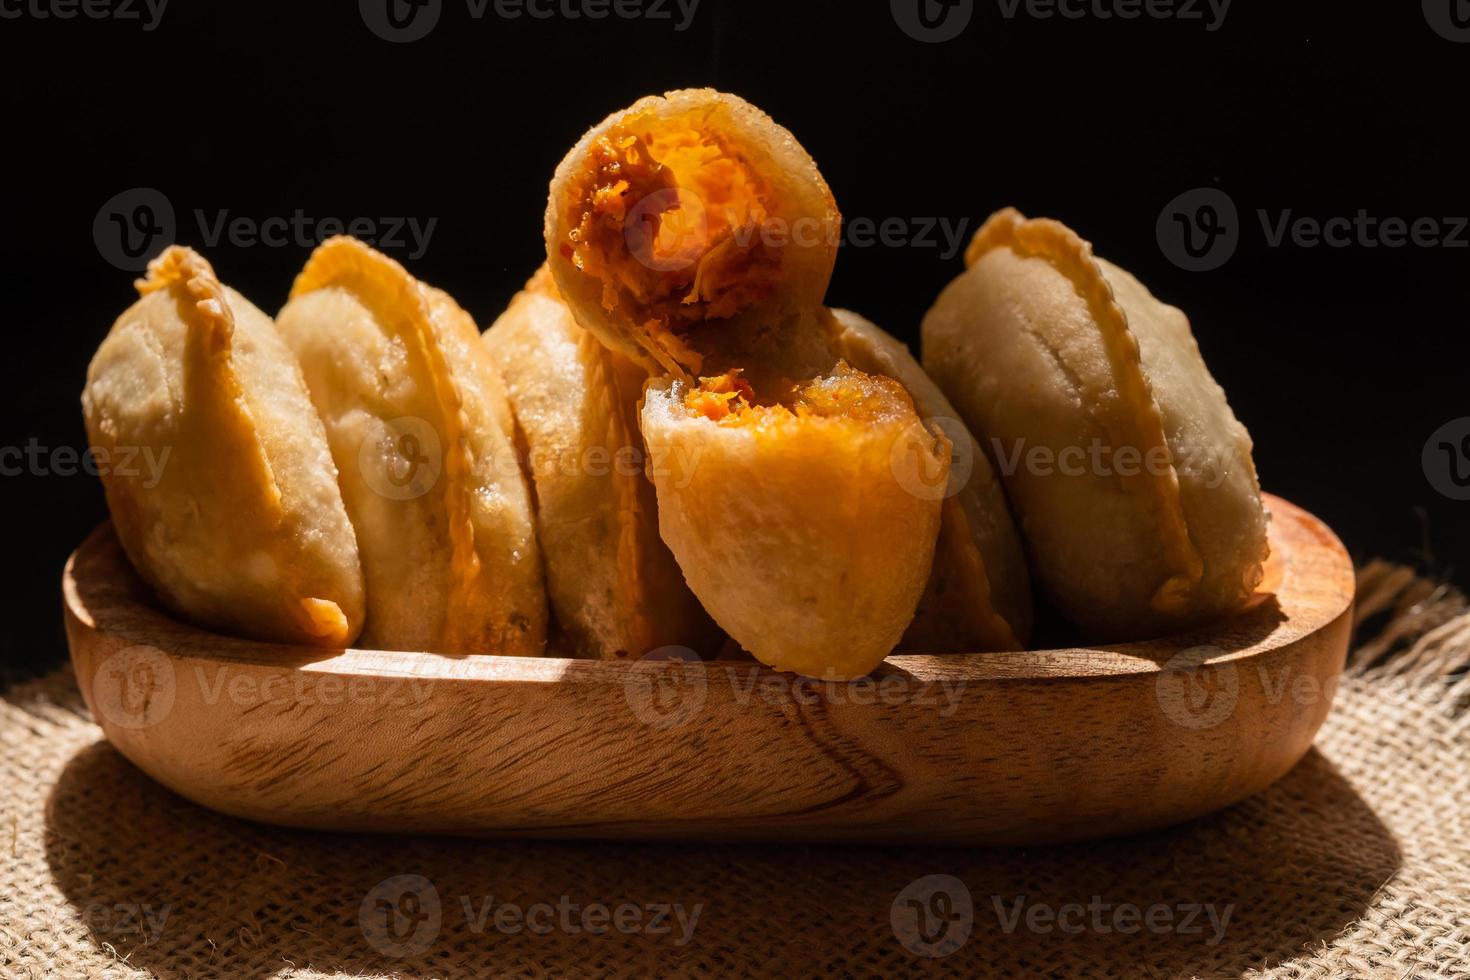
[276,237,546,655]
[82,246,365,647]
[922,208,1269,639]
[640,365,946,678]
[483,267,718,660]
[825,308,1032,651]
[546,89,947,677]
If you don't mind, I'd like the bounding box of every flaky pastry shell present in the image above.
[922,209,1269,639]
[82,246,365,647]
[277,238,546,655]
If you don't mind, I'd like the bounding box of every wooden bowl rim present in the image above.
[63,493,1352,687]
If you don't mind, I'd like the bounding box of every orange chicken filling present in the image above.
[563,115,783,349]
[684,363,913,427]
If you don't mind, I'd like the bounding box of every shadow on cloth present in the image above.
[46,740,1398,978]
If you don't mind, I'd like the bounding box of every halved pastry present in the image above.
[824,308,1032,651]
[82,246,365,647]
[276,237,546,655]
[545,89,946,678]
[483,266,718,660]
[922,208,1269,639]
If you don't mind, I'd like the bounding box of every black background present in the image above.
[2,0,1466,681]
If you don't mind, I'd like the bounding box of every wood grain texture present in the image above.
[62,494,1353,845]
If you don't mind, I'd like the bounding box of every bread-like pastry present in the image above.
[546,87,839,380]
[922,208,1269,639]
[546,89,947,678]
[82,246,365,647]
[640,364,946,678]
[277,237,546,655]
[825,308,1032,651]
[483,267,718,660]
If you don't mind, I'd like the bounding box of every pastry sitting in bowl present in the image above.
[922,208,1269,640]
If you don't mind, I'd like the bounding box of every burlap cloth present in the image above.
[3,563,1468,979]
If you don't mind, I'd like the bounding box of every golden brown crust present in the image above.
[965,209,1204,615]
[85,246,364,647]
[290,238,484,650]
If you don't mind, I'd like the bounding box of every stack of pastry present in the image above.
[82,89,1267,679]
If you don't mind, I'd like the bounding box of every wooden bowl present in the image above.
[63,493,1352,845]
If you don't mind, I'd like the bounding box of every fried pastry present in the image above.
[276,237,547,655]
[546,89,947,677]
[82,246,365,647]
[825,308,1032,651]
[922,208,1269,639]
[483,266,718,660]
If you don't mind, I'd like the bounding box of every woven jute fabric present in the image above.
[3,563,1468,979]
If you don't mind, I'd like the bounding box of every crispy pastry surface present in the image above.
[82,246,365,647]
[826,308,1032,651]
[277,237,546,655]
[483,267,718,660]
[923,208,1268,638]
[546,89,948,676]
